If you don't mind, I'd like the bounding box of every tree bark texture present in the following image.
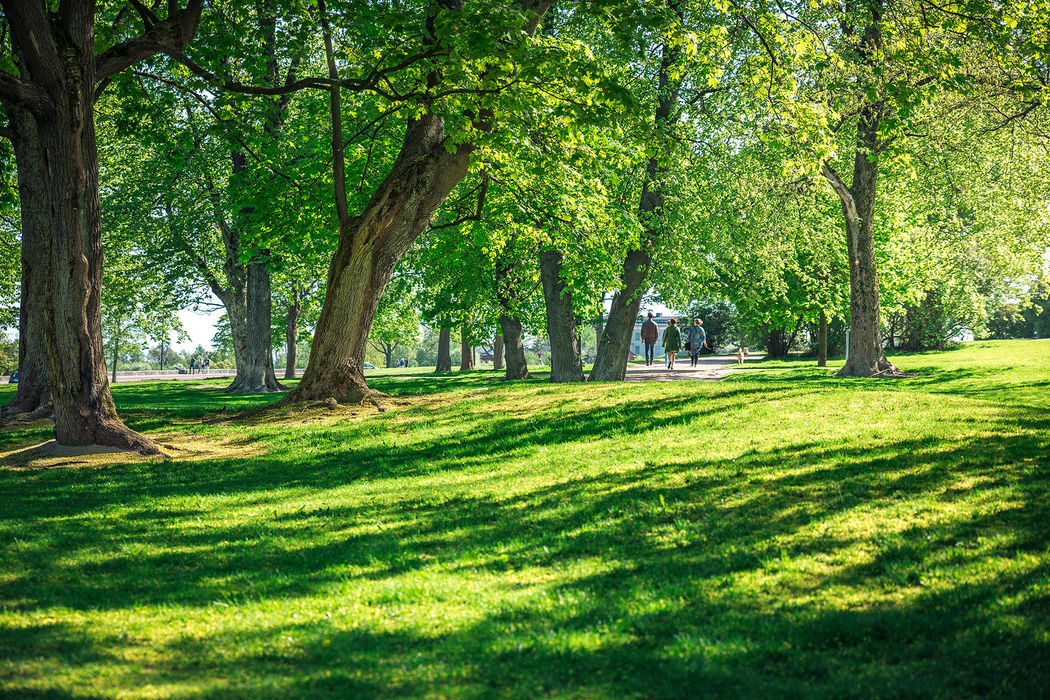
[493,334,505,371]
[820,4,898,378]
[41,56,153,450]
[435,326,453,373]
[589,34,682,382]
[0,0,202,449]
[589,250,652,381]
[459,326,474,371]
[284,288,301,380]
[2,103,52,418]
[227,252,283,392]
[539,249,583,383]
[817,308,828,367]
[499,314,531,380]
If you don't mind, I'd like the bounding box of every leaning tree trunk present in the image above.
[589,34,681,382]
[284,290,301,380]
[277,0,551,407]
[820,13,898,378]
[539,249,583,382]
[499,314,531,380]
[493,334,505,371]
[589,250,652,381]
[817,308,828,367]
[435,326,453,373]
[2,103,51,418]
[460,326,474,371]
[283,114,473,404]
[228,252,283,392]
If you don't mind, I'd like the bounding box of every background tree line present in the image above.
[0,0,1048,449]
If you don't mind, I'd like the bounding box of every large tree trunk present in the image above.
[228,252,284,392]
[2,104,51,418]
[435,326,453,373]
[539,249,583,382]
[499,314,531,380]
[817,308,828,367]
[284,288,301,380]
[459,326,474,371]
[589,250,651,381]
[589,34,682,382]
[493,334,505,371]
[44,86,156,449]
[820,8,898,378]
[279,0,551,406]
[29,34,156,450]
[284,113,473,403]
[822,121,897,377]
[0,0,202,451]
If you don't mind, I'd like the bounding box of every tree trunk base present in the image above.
[279,363,383,409]
[55,417,163,456]
[2,401,54,423]
[225,375,287,393]
[836,356,903,378]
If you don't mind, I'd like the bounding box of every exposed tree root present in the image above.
[89,420,165,457]
[836,356,903,378]
[224,379,287,394]
[1,402,54,425]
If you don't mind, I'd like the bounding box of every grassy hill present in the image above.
[1,339,1047,698]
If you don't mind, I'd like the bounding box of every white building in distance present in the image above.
[628,312,678,358]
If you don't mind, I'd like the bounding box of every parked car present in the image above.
[363,362,376,370]
[8,369,18,383]
[479,353,494,363]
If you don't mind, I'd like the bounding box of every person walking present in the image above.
[640,312,659,366]
[203,356,210,374]
[684,318,708,367]
[662,317,682,369]
[189,356,197,375]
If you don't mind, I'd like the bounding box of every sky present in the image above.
[175,302,225,352]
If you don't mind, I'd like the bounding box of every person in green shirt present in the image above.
[662,318,682,369]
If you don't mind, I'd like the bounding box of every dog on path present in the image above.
[736,347,749,365]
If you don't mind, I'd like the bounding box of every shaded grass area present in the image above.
[0,340,1048,698]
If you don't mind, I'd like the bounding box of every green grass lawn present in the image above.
[1,339,1047,699]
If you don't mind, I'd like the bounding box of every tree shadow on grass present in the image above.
[1,383,1048,697]
[2,452,1046,700]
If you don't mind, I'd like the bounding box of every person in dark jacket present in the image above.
[662,318,682,369]
[640,312,659,366]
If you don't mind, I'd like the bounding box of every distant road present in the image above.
[2,369,307,384]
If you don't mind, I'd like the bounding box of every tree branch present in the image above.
[820,163,858,233]
[95,0,207,84]
[0,71,54,114]
[165,201,229,303]
[162,49,336,95]
[318,0,350,224]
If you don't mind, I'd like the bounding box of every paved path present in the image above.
[624,353,764,382]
